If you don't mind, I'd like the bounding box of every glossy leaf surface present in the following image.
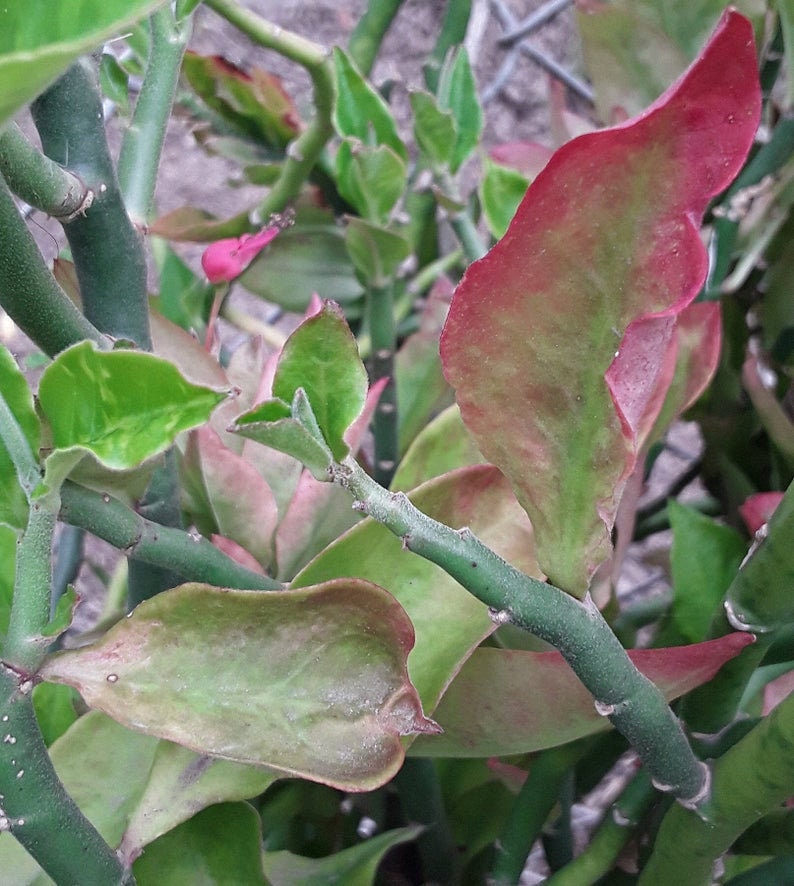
[412,634,754,756]
[38,342,225,476]
[41,581,435,791]
[440,11,760,594]
[295,465,541,715]
[0,0,167,127]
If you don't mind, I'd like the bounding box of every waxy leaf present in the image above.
[38,342,226,476]
[435,47,483,173]
[410,90,457,168]
[40,581,436,791]
[412,633,754,757]
[440,11,760,594]
[182,52,301,150]
[336,141,407,225]
[271,301,368,461]
[668,501,747,643]
[133,802,267,884]
[295,465,541,714]
[345,217,412,286]
[0,0,168,127]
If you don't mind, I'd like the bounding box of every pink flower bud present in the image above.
[201,225,280,283]
[739,491,784,535]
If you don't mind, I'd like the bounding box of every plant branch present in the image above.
[0,174,108,357]
[491,742,587,885]
[204,0,335,222]
[31,58,151,348]
[118,5,193,224]
[0,666,130,884]
[58,481,282,591]
[331,456,708,804]
[348,0,405,76]
[0,125,93,219]
[640,689,794,885]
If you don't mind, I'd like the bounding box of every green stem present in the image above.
[392,757,459,883]
[640,689,794,885]
[449,208,488,261]
[331,457,707,804]
[491,742,586,885]
[118,5,192,224]
[204,0,335,222]
[31,58,151,348]
[367,282,398,486]
[424,0,472,92]
[348,0,405,75]
[0,174,107,356]
[0,666,129,885]
[58,482,282,591]
[0,124,93,219]
[545,769,655,885]
[3,506,55,674]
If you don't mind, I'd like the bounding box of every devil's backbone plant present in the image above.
[1,2,794,884]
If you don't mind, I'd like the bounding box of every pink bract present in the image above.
[201,225,280,283]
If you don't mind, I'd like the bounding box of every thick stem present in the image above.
[3,506,55,674]
[332,457,707,803]
[491,742,586,885]
[449,208,488,261]
[118,6,192,224]
[392,757,459,883]
[424,0,472,92]
[0,125,93,219]
[31,58,151,348]
[204,0,335,222]
[640,689,794,885]
[0,666,129,884]
[0,174,107,356]
[367,283,398,487]
[58,482,281,592]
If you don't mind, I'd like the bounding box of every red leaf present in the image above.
[440,11,759,594]
[412,633,755,757]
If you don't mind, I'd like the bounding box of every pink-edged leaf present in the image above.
[740,491,785,536]
[411,633,754,757]
[189,426,279,570]
[41,581,438,791]
[440,10,760,594]
[489,141,553,178]
[294,465,541,716]
[211,534,265,575]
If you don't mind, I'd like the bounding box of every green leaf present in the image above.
[262,825,423,886]
[42,586,78,638]
[335,140,407,225]
[294,465,541,715]
[154,245,214,334]
[440,12,759,594]
[182,52,301,151]
[38,342,226,485]
[480,158,529,240]
[239,207,364,315]
[668,500,748,643]
[121,742,277,861]
[0,0,168,127]
[133,803,266,885]
[410,90,457,168]
[435,47,483,173]
[40,581,437,791]
[99,51,130,114]
[412,634,754,757]
[270,302,368,461]
[31,682,80,746]
[345,218,412,285]
[0,345,40,530]
[332,48,407,160]
[229,399,334,481]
